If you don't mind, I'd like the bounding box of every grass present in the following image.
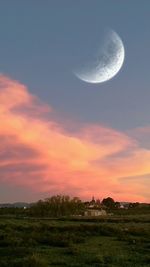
[0,214,149,266]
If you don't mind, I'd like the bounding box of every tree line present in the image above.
[29,195,85,217]
[0,195,149,217]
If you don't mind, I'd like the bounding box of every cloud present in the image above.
[0,74,150,202]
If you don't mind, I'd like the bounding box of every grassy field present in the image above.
[0,214,150,267]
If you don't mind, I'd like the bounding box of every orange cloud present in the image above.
[0,75,150,202]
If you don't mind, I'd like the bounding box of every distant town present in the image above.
[0,195,149,217]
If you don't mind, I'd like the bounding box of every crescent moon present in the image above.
[74,30,125,84]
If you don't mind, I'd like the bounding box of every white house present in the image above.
[84,209,107,217]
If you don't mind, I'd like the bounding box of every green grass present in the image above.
[0,214,149,266]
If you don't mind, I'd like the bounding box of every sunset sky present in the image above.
[0,1,150,203]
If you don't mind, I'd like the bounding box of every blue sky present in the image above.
[0,1,150,130]
[0,1,150,202]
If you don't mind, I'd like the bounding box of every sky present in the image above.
[0,1,150,203]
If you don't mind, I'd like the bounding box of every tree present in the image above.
[102,197,115,209]
[96,199,101,207]
[128,202,140,209]
[29,195,85,217]
[114,201,121,209]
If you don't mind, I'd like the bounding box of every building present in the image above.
[84,209,107,217]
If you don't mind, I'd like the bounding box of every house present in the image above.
[84,209,107,217]
[84,197,102,209]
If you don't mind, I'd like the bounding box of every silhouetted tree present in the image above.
[102,197,115,209]
[29,195,85,217]
[114,201,121,209]
[128,202,140,209]
[96,199,101,207]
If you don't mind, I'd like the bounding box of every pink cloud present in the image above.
[0,75,150,202]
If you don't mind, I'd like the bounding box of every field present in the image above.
[0,214,150,267]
